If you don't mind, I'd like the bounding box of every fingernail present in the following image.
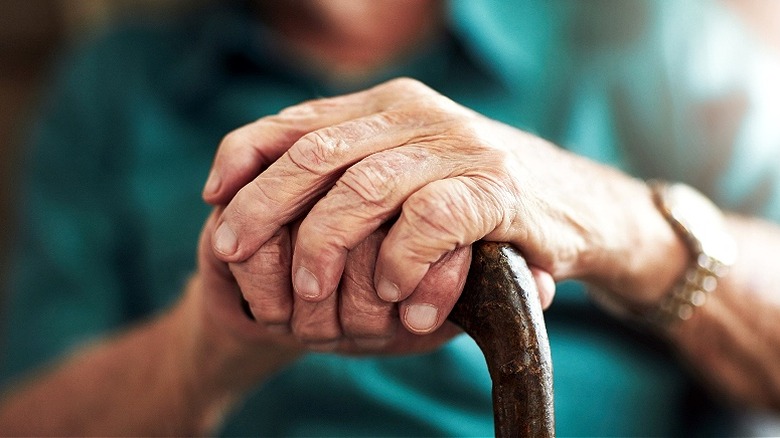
[214,222,238,255]
[204,169,221,196]
[405,304,439,333]
[376,277,400,302]
[294,266,321,299]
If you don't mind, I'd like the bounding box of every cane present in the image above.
[448,241,555,437]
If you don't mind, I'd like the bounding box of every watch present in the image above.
[648,180,737,325]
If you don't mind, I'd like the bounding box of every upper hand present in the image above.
[203,78,651,334]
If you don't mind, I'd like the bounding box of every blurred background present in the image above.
[0,0,191,286]
[0,0,59,273]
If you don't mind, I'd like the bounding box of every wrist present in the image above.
[644,181,736,324]
[587,181,737,329]
[584,178,688,309]
[171,276,301,432]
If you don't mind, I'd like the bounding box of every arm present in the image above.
[0,280,286,436]
[669,215,780,410]
[0,206,477,435]
[585,181,780,410]
[0,281,296,436]
[0,212,302,436]
[606,2,780,409]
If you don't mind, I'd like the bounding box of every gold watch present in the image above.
[648,181,737,325]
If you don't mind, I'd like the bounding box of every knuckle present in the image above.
[379,79,456,114]
[337,157,400,209]
[245,178,280,213]
[448,118,496,152]
[384,77,432,96]
[466,175,514,234]
[277,99,320,118]
[254,228,291,265]
[291,305,341,342]
[287,128,346,176]
[340,297,397,338]
[403,189,466,244]
[224,195,252,229]
[218,128,248,153]
[246,299,291,326]
[277,97,341,120]
[219,119,280,153]
[251,114,311,147]
[231,182,276,227]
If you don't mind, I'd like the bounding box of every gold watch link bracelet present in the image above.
[588,180,737,329]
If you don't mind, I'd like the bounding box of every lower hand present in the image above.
[195,207,471,358]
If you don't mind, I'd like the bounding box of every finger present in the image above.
[339,228,398,349]
[203,119,301,206]
[213,110,442,263]
[288,114,513,303]
[210,78,453,263]
[530,266,556,310]
[291,146,459,301]
[229,226,294,332]
[287,220,342,350]
[398,245,471,334]
[202,78,432,205]
[198,209,235,285]
[374,176,511,304]
[291,293,343,351]
[197,210,271,342]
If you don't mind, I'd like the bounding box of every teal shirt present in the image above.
[4,1,780,436]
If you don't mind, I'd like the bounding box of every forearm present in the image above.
[582,173,780,410]
[0,308,206,436]
[666,215,780,410]
[0,278,297,436]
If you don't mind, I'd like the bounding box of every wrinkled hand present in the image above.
[203,78,648,339]
[197,205,468,354]
[194,209,300,351]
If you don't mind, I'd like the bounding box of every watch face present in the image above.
[665,184,737,267]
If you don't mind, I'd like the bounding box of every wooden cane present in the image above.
[448,241,555,437]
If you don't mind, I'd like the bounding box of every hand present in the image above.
[204,78,659,334]
[196,206,469,355]
[185,209,302,392]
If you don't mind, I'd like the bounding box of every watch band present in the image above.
[648,252,725,325]
[587,181,737,329]
[646,181,737,326]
